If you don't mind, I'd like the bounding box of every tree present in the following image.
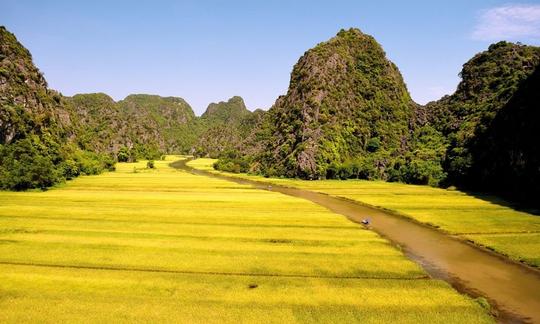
[117,146,130,162]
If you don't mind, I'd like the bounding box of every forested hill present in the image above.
[252,28,416,179]
[2,24,540,202]
[0,26,259,190]
[64,93,263,161]
[421,41,540,201]
[201,96,251,124]
[0,26,116,190]
[215,29,540,204]
[192,96,264,158]
[222,28,432,181]
[65,93,197,159]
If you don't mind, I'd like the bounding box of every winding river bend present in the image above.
[172,159,540,323]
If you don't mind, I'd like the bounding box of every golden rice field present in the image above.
[0,156,492,323]
[189,158,540,268]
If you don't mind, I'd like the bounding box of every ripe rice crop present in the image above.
[0,156,492,323]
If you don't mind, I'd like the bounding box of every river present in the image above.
[173,159,540,323]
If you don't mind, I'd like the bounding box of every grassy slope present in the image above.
[0,156,491,323]
[189,158,540,268]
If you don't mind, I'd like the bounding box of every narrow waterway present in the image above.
[172,159,540,324]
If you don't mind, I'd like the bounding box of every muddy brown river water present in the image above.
[173,159,540,323]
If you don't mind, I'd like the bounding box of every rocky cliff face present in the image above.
[193,96,262,157]
[223,32,540,201]
[118,94,196,153]
[4,23,539,201]
[200,96,251,124]
[255,28,415,178]
[65,93,197,159]
[0,27,114,190]
[0,26,68,145]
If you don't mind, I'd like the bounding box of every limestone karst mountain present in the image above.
[2,24,539,203]
[251,28,417,179]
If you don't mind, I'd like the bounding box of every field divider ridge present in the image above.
[0,261,430,280]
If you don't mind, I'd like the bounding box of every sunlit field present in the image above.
[189,158,540,268]
[0,156,492,323]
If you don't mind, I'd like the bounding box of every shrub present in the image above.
[325,163,339,179]
[399,159,446,186]
[366,137,381,152]
[0,137,115,190]
[61,159,80,180]
[0,137,63,190]
[337,162,354,179]
[117,147,130,162]
[213,150,252,173]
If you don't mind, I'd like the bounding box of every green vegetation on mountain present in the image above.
[0,24,260,191]
[193,96,264,158]
[0,26,204,190]
[63,92,264,163]
[64,93,198,161]
[421,41,540,201]
[215,30,540,203]
[201,96,251,124]
[119,94,197,153]
[255,28,416,180]
[473,65,540,202]
[0,26,113,190]
[2,23,539,202]
[217,29,445,185]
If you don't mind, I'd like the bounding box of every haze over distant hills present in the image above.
[1,25,538,204]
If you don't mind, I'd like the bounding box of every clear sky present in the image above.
[2,0,540,114]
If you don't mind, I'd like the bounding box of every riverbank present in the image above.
[184,157,540,323]
[188,159,540,269]
[0,156,493,323]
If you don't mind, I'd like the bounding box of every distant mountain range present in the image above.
[1,26,538,203]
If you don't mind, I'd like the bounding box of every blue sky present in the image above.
[2,0,540,114]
